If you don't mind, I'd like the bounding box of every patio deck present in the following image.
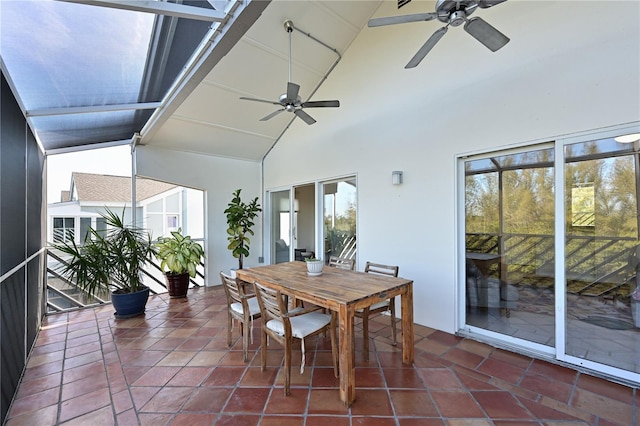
[6,286,637,425]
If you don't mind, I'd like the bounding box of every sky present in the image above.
[47,145,131,203]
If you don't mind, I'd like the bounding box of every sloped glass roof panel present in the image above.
[1,0,155,110]
[1,0,215,151]
[31,110,154,149]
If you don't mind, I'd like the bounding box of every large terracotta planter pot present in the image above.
[112,286,149,319]
[166,272,190,298]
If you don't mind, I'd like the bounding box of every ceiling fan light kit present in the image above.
[239,20,340,125]
[369,0,510,68]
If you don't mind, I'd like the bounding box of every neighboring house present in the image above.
[47,172,203,244]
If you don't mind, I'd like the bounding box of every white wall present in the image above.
[262,0,640,332]
[136,146,263,283]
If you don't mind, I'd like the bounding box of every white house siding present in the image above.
[136,146,262,286]
[261,0,640,332]
[136,1,640,333]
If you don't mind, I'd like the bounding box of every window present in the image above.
[53,217,74,243]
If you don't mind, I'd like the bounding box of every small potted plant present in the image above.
[155,229,205,298]
[305,256,323,276]
[52,208,157,318]
[224,189,261,273]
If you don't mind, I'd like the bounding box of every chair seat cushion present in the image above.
[230,296,260,316]
[266,312,331,339]
[357,300,390,313]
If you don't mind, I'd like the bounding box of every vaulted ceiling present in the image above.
[138,0,384,162]
[1,0,383,161]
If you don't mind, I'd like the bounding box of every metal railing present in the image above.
[46,247,205,314]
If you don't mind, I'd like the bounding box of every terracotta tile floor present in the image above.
[6,286,638,425]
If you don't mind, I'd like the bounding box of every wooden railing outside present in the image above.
[466,232,638,300]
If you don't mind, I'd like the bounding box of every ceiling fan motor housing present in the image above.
[436,0,479,23]
[449,10,467,26]
[279,93,301,109]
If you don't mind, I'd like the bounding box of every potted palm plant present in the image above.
[52,208,157,318]
[154,229,204,298]
[224,188,261,272]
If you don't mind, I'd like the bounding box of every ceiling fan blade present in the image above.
[478,0,508,9]
[287,82,300,100]
[368,12,437,27]
[301,100,340,108]
[405,26,447,69]
[260,109,285,121]
[464,17,510,52]
[294,109,316,125]
[239,96,280,105]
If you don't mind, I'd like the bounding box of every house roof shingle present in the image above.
[71,172,177,203]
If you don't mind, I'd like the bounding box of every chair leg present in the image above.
[260,329,268,372]
[227,313,233,347]
[362,307,370,362]
[242,317,250,362]
[284,340,292,396]
[389,298,397,346]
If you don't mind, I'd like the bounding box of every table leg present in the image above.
[401,285,414,365]
[338,304,355,406]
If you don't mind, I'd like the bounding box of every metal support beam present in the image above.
[57,0,226,22]
[26,102,162,117]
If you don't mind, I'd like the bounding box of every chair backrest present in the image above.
[328,256,355,271]
[253,282,288,323]
[364,261,399,277]
[220,271,245,305]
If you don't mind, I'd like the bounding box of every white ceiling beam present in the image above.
[26,102,162,117]
[139,0,272,143]
[45,139,132,156]
[57,0,226,22]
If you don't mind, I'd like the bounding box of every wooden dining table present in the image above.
[236,261,414,407]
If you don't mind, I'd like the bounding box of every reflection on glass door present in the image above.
[293,185,316,260]
[464,147,556,346]
[564,136,640,373]
[270,190,291,264]
[323,178,357,262]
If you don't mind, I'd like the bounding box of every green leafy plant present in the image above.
[52,208,157,297]
[155,229,204,278]
[224,189,262,270]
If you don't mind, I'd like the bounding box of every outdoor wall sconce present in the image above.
[392,171,403,185]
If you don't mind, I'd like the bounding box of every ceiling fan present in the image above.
[368,0,510,69]
[239,20,340,125]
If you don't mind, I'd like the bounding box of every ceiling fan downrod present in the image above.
[284,20,294,84]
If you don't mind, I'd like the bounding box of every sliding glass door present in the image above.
[270,190,291,264]
[269,177,357,265]
[323,178,357,262]
[461,127,640,381]
[464,146,556,347]
[564,136,640,373]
